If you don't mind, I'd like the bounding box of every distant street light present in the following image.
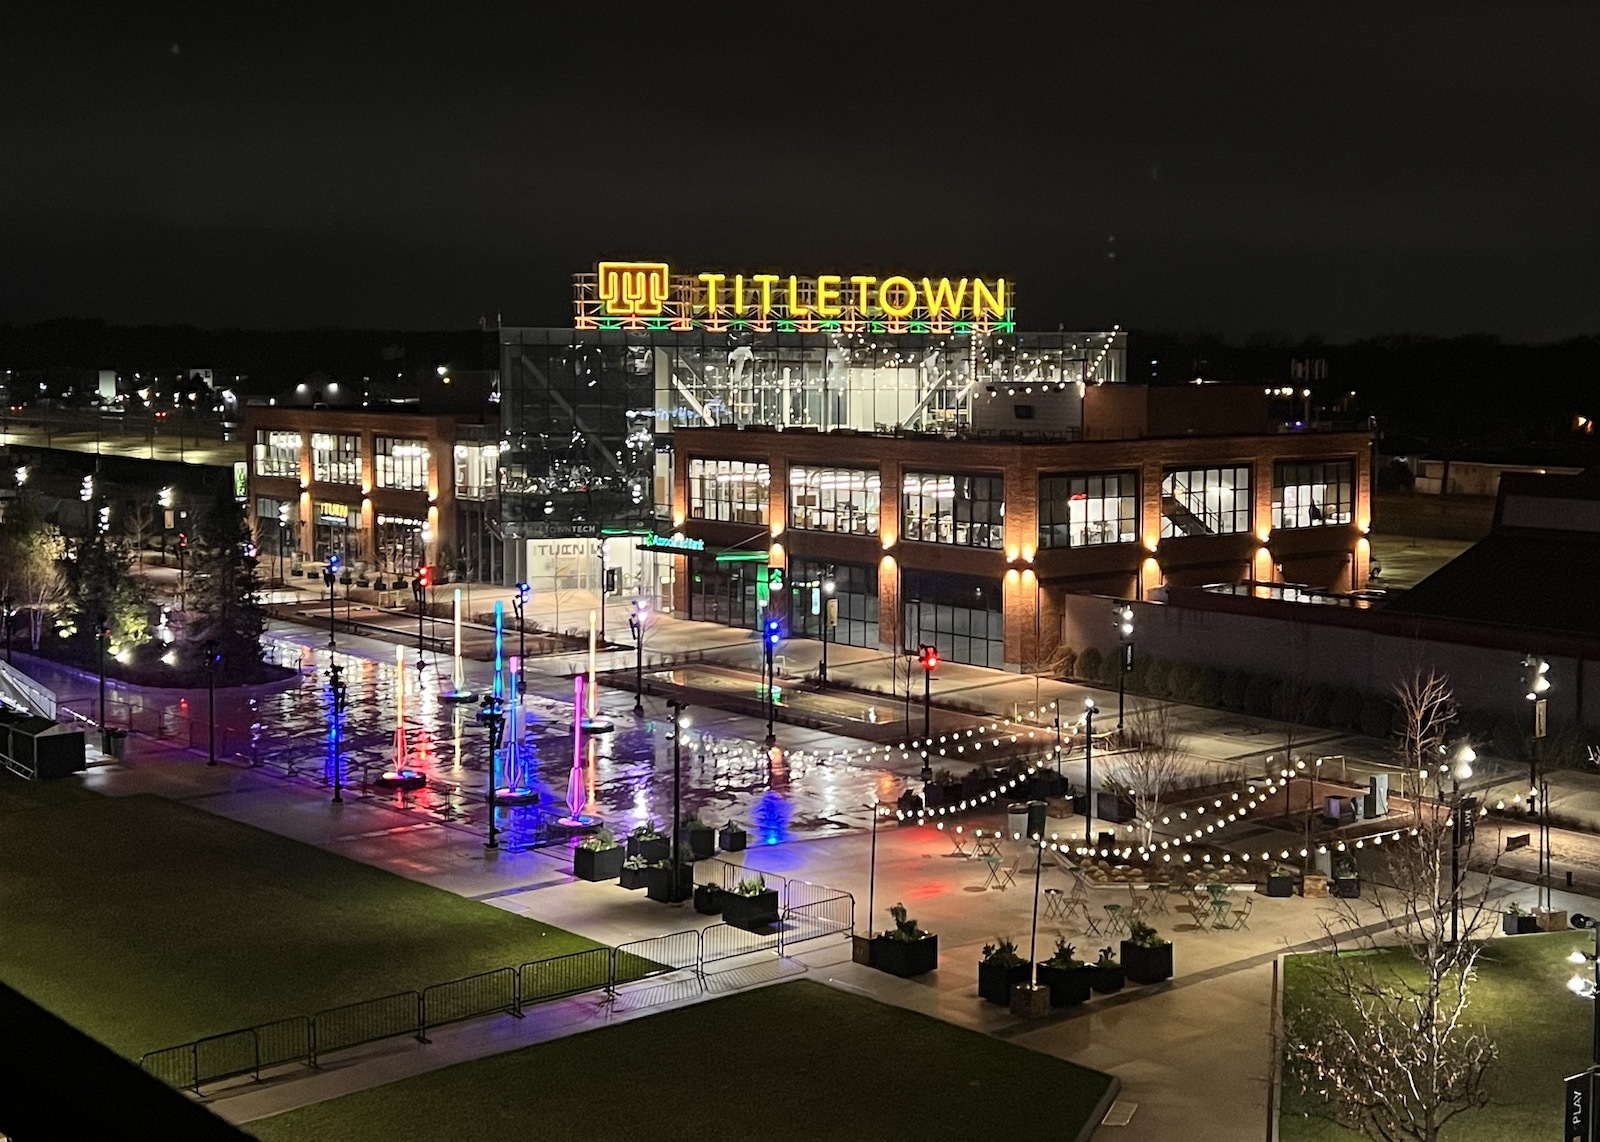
[628,598,648,716]
[1082,699,1100,846]
[204,639,219,767]
[819,566,836,688]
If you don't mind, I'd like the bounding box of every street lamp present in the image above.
[628,598,648,715]
[327,662,347,803]
[1053,701,1062,775]
[764,617,781,746]
[93,613,110,729]
[276,502,289,586]
[819,566,836,688]
[482,691,506,850]
[669,699,689,902]
[918,645,939,782]
[204,639,219,766]
[1569,929,1600,1065]
[1114,604,1134,731]
[512,581,530,691]
[177,531,188,610]
[411,567,431,669]
[323,555,339,649]
[1446,743,1475,944]
[1082,698,1100,846]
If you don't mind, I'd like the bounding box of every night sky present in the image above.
[3,2,1595,339]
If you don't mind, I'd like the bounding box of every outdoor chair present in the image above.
[1228,896,1255,931]
[1127,884,1149,922]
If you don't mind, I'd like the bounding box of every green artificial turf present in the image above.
[247,979,1115,1142]
[0,784,602,1058]
[1280,932,1592,1140]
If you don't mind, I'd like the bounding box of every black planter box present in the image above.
[1267,874,1296,898]
[722,888,781,931]
[941,781,964,806]
[686,827,715,860]
[1035,963,1092,1006]
[1333,876,1362,899]
[871,934,939,978]
[573,845,623,882]
[627,836,670,863]
[978,959,1032,1005]
[718,826,747,852]
[1120,940,1173,984]
[897,791,923,815]
[1070,793,1090,817]
[693,884,724,914]
[619,864,648,891]
[644,864,693,903]
[1503,912,1541,935]
[1030,771,1067,799]
[1087,964,1125,994]
[923,783,945,807]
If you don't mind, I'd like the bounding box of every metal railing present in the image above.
[141,881,854,1092]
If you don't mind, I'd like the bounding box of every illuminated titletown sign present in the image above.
[575,262,1014,333]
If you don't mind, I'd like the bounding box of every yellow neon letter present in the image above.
[698,273,726,314]
[733,274,746,315]
[921,277,968,317]
[878,275,917,318]
[972,277,1009,318]
[752,274,780,316]
[850,275,877,312]
[815,274,842,317]
[786,275,811,317]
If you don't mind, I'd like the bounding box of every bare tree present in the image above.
[1281,669,1496,1142]
[1103,704,1189,847]
[122,501,156,568]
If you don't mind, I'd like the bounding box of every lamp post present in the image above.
[764,617,780,746]
[323,558,338,648]
[1028,828,1045,988]
[1053,701,1062,776]
[1083,699,1100,846]
[1568,927,1600,1066]
[1114,603,1134,731]
[628,598,647,715]
[819,566,836,688]
[177,532,188,610]
[1447,743,1475,945]
[918,645,938,783]
[95,613,109,728]
[2,594,11,665]
[204,638,218,767]
[512,581,530,691]
[483,691,505,850]
[411,570,428,669]
[669,699,687,901]
[327,661,347,803]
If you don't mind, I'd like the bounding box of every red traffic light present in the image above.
[177,532,188,549]
[919,644,939,672]
[418,566,432,588]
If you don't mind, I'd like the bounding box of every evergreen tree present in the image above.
[185,488,265,669]
[66,522,148,652]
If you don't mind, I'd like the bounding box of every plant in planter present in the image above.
[644,860,692,903]
[1086,946,1125,994]
[721,874,780,931]
[1332,853,1361,899]
[962,763,997,800]
[869,902,939,977]
[896,788,923,814]
[572,826,623,881]
[1036,937,1092,1007]
[718,821,747,852]
[977,937,1032,1005]
[627,818,670,863]
[1121,921,1174,984]
[934,768,964,806]
[682,812,716,860]
[1267,864,1298,898]
[693,880,724,915]
[618,854,649,891]
[1503,901,1541,935]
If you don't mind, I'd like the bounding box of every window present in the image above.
[1160,466,1252,538]
[1038,472,1138,548]
[313,500,356,563]
[901,570,1005,668]
[375,437,429,491]
[787,559,879,650]
[454,443,499,501]
[789,466,880,535]
[1273,459,1354,529]
[311,433,360,485]
[687,458,769,524]
[375,513,425,574]
[901,472,1004,549]
[254,430,301,478]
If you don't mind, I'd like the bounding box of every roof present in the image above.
[1384,530,1600,637]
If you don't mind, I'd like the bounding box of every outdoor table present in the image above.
[972,832,1003,860]
[1044,887,1069,920]
[979,855,1015,891]
[1103,902,1129,936]
[1209,897,1233,930]
[1148,882,1171,913]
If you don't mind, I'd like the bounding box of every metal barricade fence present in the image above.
[520,948,611,1006]
[613,931,701,990]
[255,1015,314,1072]
[311,991,421,1062]
[419,968,520,1039]
[779,889,855,954]
[140,1042,200,1092]
[714,860,787,898]
[194,1028,259,1089]
[700,920,778,966]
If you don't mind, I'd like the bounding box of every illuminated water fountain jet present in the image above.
[442,588,476,703]
[493,610,538,804]
[379,646,427,790]
[558,673,602,828]
[579,608,614,733]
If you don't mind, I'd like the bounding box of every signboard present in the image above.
[640,533,706,553]
[1536,697,1549,739]
[520,522,600,539]
[577,262,1015,334]
[825,597,838,629]
[1567,1068,1594,1142]
[233,462,248,503]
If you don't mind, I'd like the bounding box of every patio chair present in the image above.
[1127,884,1149,922]
[1228,896,1255,931]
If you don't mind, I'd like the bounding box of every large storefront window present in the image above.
[376,514,425,574]
[787,559,879,649]
[901,472,1004,548]
[312,433,360,486]
[1038,472,1138,548]
[375,437,429,491]
[254,430,301,478]
[1273,459,1354,529]
[314,501,357,563]
[688,556,764,629]
[1160,466,1251,538]
[900,569,1005,668]
[789,466,880,535]
[255,496,297,556]
[688,458,769,524]
[454,443,499,501]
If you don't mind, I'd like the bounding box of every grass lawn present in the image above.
[1280,931,1591,1140]
[0,782,602,1058]
[247,979,1115,1142]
